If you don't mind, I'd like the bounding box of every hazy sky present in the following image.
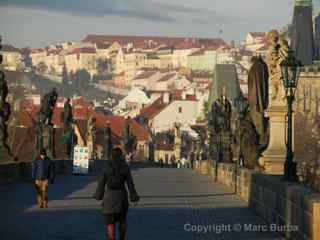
[0,0,319,48]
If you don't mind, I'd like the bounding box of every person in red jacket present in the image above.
[93,147,140,240]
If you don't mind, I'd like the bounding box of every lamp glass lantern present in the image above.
[280,51,302,182]
[280,56,301,96]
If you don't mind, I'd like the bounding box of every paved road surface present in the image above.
[1,167,284,240]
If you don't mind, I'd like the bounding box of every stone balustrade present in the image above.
[0,160,159,185]
[0,160,75,184]
[196,160,320,240]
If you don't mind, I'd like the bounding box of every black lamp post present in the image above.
[234,94,248,192]
[280,53,302,182]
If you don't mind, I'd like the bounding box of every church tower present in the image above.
[291,0,315,65]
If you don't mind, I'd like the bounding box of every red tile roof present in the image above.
[83,34,226,48]
[96,42,111,49]
[139,97,168,119]
[9,111,36,128]
[174,42,201,50]
[30,48,46,54]
[94,113,150,141]
[8,126,36,161]
[185,94,197,101]
[69,47,96,55]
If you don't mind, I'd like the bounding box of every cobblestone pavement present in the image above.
[0,167,284,240]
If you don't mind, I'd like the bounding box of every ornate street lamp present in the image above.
[280,52,302,182]
[234,94,248,192]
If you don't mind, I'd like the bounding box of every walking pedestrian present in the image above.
[32,148,55,208]
[181,157,186,168]
[93,147,140,240]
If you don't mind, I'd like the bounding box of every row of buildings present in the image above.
[0,32,271,85]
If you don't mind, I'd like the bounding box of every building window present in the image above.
[178,107,182,113]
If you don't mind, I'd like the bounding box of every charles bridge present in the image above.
[0,159,319,240]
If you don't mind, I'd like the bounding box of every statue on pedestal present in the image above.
[39,88,58,126]
[87,116,97,160]
[247,56,270,151]
[122,117,137,157]
[267,31,283,101]
[36,88,58,158]
[234,97,263,170]
[209,87,232,163]
[0,71,12,160]
[259,31,294,174]
[0,37,14,161]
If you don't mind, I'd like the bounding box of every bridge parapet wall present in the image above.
[0,160,74,184]
[197,160,320,240]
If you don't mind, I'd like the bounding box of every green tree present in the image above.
[73,69,90,93]
[62,65,69,96]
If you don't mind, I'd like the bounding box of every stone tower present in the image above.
[291,0,314,65]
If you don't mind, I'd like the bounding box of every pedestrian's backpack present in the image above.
[107,165,125,190]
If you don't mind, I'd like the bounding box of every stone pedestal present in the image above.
[260,105,287,175]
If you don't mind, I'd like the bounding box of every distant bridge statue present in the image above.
[0,72,12,160]
[39,88,58,126]
[36,88,58,158]
[247,56,270,149]
[237,56,270,170]
[0,38,14,161]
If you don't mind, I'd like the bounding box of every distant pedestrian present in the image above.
[181,157,186,168]
[32,148,55,208]
[177,160,181,169]
[93,147,140,240]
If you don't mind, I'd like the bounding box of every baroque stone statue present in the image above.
[266,31,291,102]
[211,88,232,133]
[236,106,262,170]
[87,116,97,159]
[0,70,12,159]
[36,88,58,158]
[247,56,270,149]
[39,88,58,126]
[63,98,73,128]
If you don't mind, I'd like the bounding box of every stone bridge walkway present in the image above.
[0,167,284,240]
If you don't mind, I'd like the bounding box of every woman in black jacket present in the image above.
[93,147,140,240]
